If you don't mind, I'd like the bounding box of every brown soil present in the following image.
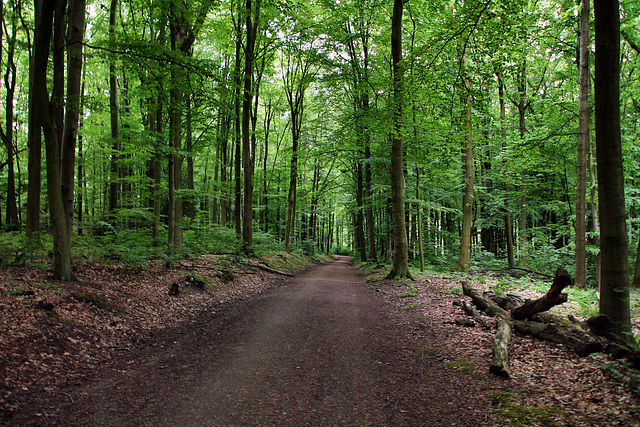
[2,255,639,425]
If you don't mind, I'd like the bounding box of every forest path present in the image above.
[32,256,489,426]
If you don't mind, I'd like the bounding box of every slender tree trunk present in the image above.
[26,1,42,235]
[594,0,631,336]
[416,166,425,272]
[386,0,411,280]
[457,58,474,272]
[575,0,590,288]
[283,55,312,251]
[3,0,19,229]
[356,163,367,261]
[33,0,72,280]
[496,71,515,268]
[186,96,196,221]
[77,58,86,235]
[61,0,86,247]
[234,27,242,238]
[516,63,528,263]
[152,96,162,244]
[242,0,259,252]
[262,100,273,232]
[284,111,299,250]
[108,0,119,215]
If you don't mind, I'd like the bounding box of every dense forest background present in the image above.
[0,1,639,328]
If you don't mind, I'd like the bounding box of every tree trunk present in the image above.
[593,0,631,337]
[284,110,299,250]
[283,54,312,251]
[61,0,86,247]
[386,0,411,280]
[457,61,474,272]
[490,320,512,378]
[496,71,515,268]
[511,268,572,320]
[356,163,367,262]
[416,166,425,272]
[108,0,119,216]
[186,96,196,221]
[26,1,42,235]
[234,27,242,238]
[575,0,590,288]
[242,0,259,252]
[33,0,72,280]
[514,62,529,263]
[3,1,19,229]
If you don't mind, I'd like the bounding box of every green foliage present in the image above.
[183,226,240,256]
[404,301,420,309]
[76,229,162,267]
[334,246,352,256]
[443,286,462,296]
[492,392,566,427]
[445,359,475,374]
[592,350,640,399]
[252,232,284,255]
[0,232,49,266]
[400,287,418,298]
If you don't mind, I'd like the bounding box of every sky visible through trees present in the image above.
[0,0,639,332]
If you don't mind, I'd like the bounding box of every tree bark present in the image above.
[108,0,119,216]
[593,0,631,337]
[26,1,42,235]
[457,61,474,272]
[234,22,242,238]
[3,0,19,229]
[511,268,572,320]
[242,0,259,252]
[490,320,512,378]
[462,281,510,319]
[61,0,86,247]
[33,0,72,280]
[575,0,590,288]
[386,0,411,280]
[496,71,515,268]
[283,53,312,251]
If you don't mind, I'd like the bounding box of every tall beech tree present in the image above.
[242,0,260,251]
[386,0,411,280]
[575,0,590,288]
[283,45,314,251]
[593,0,631,336]
[32,0,72,279]
[2,0,19,229]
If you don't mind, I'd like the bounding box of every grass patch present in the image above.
[445,358,475,373]
[492,391,566,427]
[400,287,418,298]
[421,346,442,357]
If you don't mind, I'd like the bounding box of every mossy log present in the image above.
[461,281,510,319]
[490,320,512,378]
[513,319,607,357]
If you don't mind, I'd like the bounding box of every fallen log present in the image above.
[462,300,492,329]
[511,268,572,320]
[490,320,512,378]
[245,260,294,277]
[483,291,524,311]
[462,281,510,319]
[513,319,607,356]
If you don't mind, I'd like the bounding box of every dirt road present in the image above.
[17,257,490,426]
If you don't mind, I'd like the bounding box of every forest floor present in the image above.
[0,254,639,425]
